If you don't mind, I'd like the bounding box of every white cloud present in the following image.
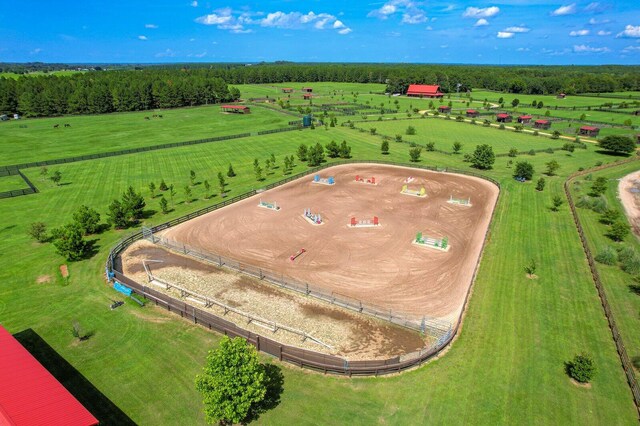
[569,29,589,36]
[443,5,455,12]
[426,26,433,30]
[497,31,514,38]
[597,30,611,36]
[338,28,352,35]
[623,45,640,52]
[551,4,576,16]
[516,47,530,52]
[145,24,158,29]
[138,35,148,40]
[584,2,599,11]
[573,44,610,53]
[504,26,530,33]
[617,25,640,38]
[155,48,176,58]
[474,19,489,27]
[440,44,448,48]
[588,18,610,25]
[196,9,233,25]
[190,1,197,7]
[368,0,428,24]
[30,48,42,55]
[259,11,351,34]
[462,6,499,19]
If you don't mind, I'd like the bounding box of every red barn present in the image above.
[221,105,250,114]
[281,88,293,93]
[301,87,313,93]
[0,326,98,426]
[534,119,551,130]
[466,109,479,118]
[517,115,532,124]
[438,105,451,113]
[303,93,313,100]
[496,113,512,123]
[406,84,444,98]
[579,125,600,137]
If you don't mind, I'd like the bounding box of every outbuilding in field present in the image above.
[301,87,313,93]
[633,110,640,116]
[438,105,451,113]
[282,88,293,93]
[406,84,444,98]
[0,114,7,121]
[496,113,512,123]
[534,119,551,130]
[466,109,479,118]
[557,93,566,99]
[517,115,532,124]
[303,93,313,100]
[579,125,600,137]
[220,105,251,114]
[0,325,99,426]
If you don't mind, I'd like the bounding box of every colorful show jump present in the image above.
[413,232,450,252]
[401,184,426,198]
[312,175,335,185]
[258,199,280,211]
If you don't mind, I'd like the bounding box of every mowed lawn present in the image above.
[570,161,640,367]
[354,116,571,154]
[0,114,637,424]
[470,90,631,109]
[0,104,293,165]
[0,174,29,192]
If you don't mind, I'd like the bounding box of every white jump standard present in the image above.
[413,232,450,252]
[348,216,380,228]
[447,195,472,206]
[303,208,324,225]
[401,184,426,198]
[258,199,281,211]
[312,175,335,185]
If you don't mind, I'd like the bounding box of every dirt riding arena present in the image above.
[619,171,640,237]
[160,164,498,322]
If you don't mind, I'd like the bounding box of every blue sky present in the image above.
[0,1,638,65]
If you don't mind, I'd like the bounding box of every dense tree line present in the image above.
[1,62,639,117]
[0,68,239,117]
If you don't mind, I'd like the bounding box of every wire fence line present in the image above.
[106,159,501,375]
[564,156,640,416]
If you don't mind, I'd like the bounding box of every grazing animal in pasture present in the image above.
[53,124,59,128]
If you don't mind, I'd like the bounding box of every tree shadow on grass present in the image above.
[243,363,285,424]
[628,284,640,296]
[141,209,157,220]
[13,329,136,425]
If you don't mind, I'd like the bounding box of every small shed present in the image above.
[557,93,566,99]
[220,105,250,114]
[303,93,313,100]
[438,105,451,113]
[282,88,293,93]
[633,110,640,116]
[13,113,20,119]
[517,115,532,124]
[466,109,479,118]
[301,87,313,93]
[496,113,512,123]
[579,125,600,137]
[534,119,551,130]
[0,114,8,121]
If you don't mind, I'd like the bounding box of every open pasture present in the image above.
[0,104,292,164]
[469,90,631,109]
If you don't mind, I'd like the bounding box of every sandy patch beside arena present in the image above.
[160,164,498,321]
[618,170,640,237]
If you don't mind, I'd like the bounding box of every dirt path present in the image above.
[618,170,640,237]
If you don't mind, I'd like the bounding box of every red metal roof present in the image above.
[580,125,599,131]
[496,113,511,118]
[221,105,249,110]
[406,84,442,95]
[466,109,478,113]
[438,105,450,110]
[535,119,549,124]
[519,115,532,119]
[0,326,98,426]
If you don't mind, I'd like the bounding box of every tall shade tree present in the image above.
[471,144,495,170]
[598,135,636,154]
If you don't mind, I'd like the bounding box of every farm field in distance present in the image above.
[2,83,640,423]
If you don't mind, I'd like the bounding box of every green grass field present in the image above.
[469,90,634,109]
[0,70,83,79]
[0,104,293,165]
[0,175,29,192]
[1,93,639,424]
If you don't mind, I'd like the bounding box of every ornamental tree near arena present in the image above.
[598,135,635,154]
[471,144,495,170]
[514,161,534,180]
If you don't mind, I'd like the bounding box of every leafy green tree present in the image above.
[121,186,146,220]
[608,221,630,242]
[471,144,495,170]
[567,354,596,383]
[325,140,340,158]
[28,222,48,243]
[426,142,435,151]
[600,209,621,225]
[296,144,308,162]
[52,224,89,261]
[50,170,62,186]
[39,166,48,181]
[308,143,325,166]
[227,164,236,177]
[551,195,564,212]
[370,127,377,135]
[338,140,351,159]
[269,153,276,168]
[190,170,196,186]
[514,161,534,180]
[381,140,389,155]
[169,184,176,206]
[452,141,463,154]
[551,130,561,139]
[203,180,211,199]
[508,148,518,157]
[511,98,520,107]
[159,196,169,214]
[406,126,416,135]
[107,199,128,229]
[595,246,617,265]
[545,160,560,176]
[254,166,263,181]
[72,205,101,235]
[159,179,168,191]
[409,147,422,162]
[562,143,575,153]
[395,134,403,143]
[590,177,608,196]
[524,259,536,277]
[195,337,267,425]
[598,135,635,154]
[148,182,156,198]
[536,177,546,191]
[184,185,192,203]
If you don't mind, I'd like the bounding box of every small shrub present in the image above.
[567,354,596,383]
[533,130,539,136]
[545,148,554,154]
[608,221,630,242]
[508,148,518,157]
[499,123,505,130]
[621,255,640,275]
[528,149,536,156]
[595,246,617,265]
[406,126,416,135]
[426,142,435,151]
[591,196,609,214]
[576,195,593,209]
[536,177,546,191]
[600,209,621,225]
